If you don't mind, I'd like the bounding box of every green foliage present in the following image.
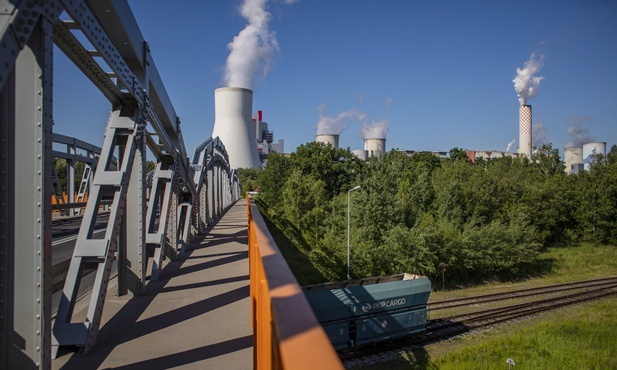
[254,142,617,286]
[53,158,87,193]
[236,167,260,195]
[258,151,289,213]
[146,160,156,174]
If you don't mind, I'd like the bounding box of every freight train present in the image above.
[303,273,431,351]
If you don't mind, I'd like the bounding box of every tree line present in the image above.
[240,142,617,287]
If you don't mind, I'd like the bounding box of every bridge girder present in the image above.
[0,0,241,367]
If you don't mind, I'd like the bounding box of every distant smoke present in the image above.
[385,96,394,109]
[532,122,549,147]
[316,106,367,135]
[360,119,390,139]
[224,0,280,89]
[565,115,595,147]
[513,54,544,106]
[506,138,516,152]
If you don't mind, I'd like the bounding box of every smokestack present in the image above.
[254,110,262,143]
[518,105,532,158]
[212,87,260,169]
[315,134,340,149]
[364,138,386,157]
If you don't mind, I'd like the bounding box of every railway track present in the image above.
[428,276,617,312]
[341,277,617,368]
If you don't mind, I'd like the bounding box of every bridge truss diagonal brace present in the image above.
[52,105,145,358]
[146,157,175,282]
[177,201,193,254]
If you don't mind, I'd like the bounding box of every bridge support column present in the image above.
[121,121,147,295]
[0,17,55,370]
[207,168,215,223]
[165,188,179,260]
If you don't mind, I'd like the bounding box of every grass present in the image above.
[361,243,617,370]
[384,297,617,370]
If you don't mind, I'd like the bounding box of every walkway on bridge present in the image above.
[52,201,252,369]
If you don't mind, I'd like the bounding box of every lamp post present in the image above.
[347,185,361,280]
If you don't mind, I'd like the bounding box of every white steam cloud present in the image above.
[513,54,544,106]
[506,138,516,153]
[532,122,549,147]
[316,106,367,135]
[224,0,280,89]
[565,115,595,147]
[360,120,390,139]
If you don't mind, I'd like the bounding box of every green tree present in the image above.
[258,151,289,213]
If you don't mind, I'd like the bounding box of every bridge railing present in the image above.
[246,196,343,370]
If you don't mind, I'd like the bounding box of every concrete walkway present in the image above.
[53,201,252,369]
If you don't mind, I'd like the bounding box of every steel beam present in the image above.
[52,105,144,356]
[56,0,194,197]
[146,158,175,281]
[0,16,54,370]
[123,121,147,294]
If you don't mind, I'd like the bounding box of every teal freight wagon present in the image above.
[303,273,431,350]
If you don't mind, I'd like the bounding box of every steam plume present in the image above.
[513,54,544,105]
[506,138,516,152]
[224,0,279,89]
[316,106,367,135]
[532,122,549,147]
[565,115,595,147]
[360,119,390,139]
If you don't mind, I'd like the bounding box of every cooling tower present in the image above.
[212,87,260,169]
[352,149,368,161]
[518,105,532,158]
[316,134,340,149]
[564,147,583,174]
[364,138,386,157]
[582,142,607,170]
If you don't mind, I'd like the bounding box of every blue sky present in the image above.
[53,0,617,158]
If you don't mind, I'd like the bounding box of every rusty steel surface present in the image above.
[247,196,343,370]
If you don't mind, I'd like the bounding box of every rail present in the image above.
[246,196,343,370]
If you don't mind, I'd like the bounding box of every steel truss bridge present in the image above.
[1,1,344,369]
[1,0,243,367]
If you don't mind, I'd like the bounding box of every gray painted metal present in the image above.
[146,158,175,282]
[0,15,56,370]
[1,0,243,364]
[124,124,147,295]
[58,0,194,197]
[75,164,92,215]
[52,106,144,356]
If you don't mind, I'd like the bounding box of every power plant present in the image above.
[365,138,386,158]
[316,134,340,149]
[211,88,282,169]
[564,142,606,173]
[564,146,584,174]
[211,87,261,169]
